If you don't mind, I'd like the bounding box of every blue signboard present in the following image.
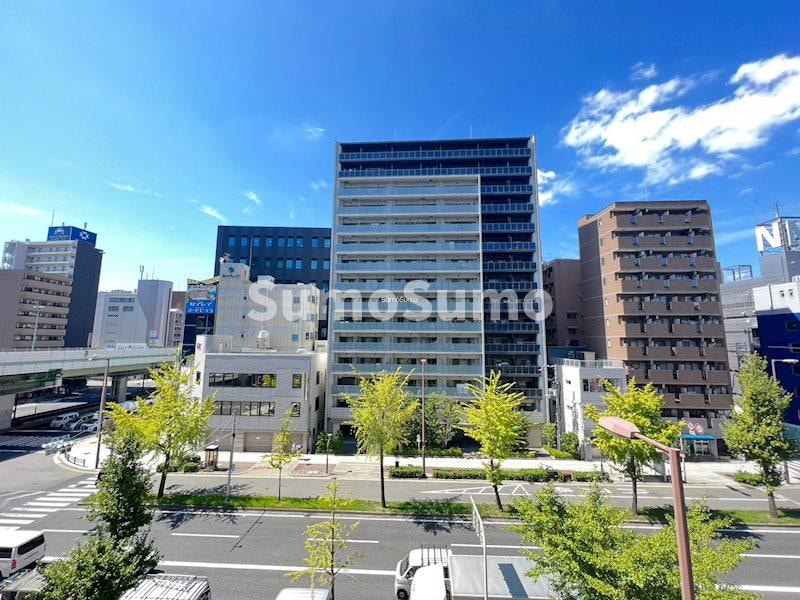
[186,284,217,314]
[47,226,97,246]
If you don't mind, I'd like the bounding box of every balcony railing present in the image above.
[485,343,541,353]
[331,342,482,353]
[333,321,482,332]
[331,384,473,397]
[482,222,536,232]
[338,242,479,254]
[330,363,483,376]
[339,185,478,198]
[335,261,480,272]
[481,203,536,213]
[338,147,531,161]
[333,281,482,292]
[484,322,540,332]
[482,242,536,252]
[339,166,532,178]
[338,203,478,214]
[337,223,480,234]
[483,261,536,271]
[483,281,537,291]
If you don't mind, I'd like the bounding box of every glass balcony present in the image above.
[335,261,480,272]
[331,342,482,353]
[481,185,534,195]
[484,322,540,332]
[333,281,482,292]
[338,241,479,253]
[481,203,535,213]
[481,222,536,232]
[483,261,536,271]
[338,203,478,215]
[338,147,531,161]
[331,384,474,397]
[337,223,480,234]
[338,185,478,198]
[485,343,541,353]
[338,166,532,178]
[482,242,536,252]
[333,321,482,332]
[483,281,537,291]
[330,363,483,376]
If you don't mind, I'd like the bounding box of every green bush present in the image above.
[400,447,463,457]
[183,454,201,464]
[560,432,581,459]
[389,466,426,479]
[544,446,574,459]
[182,462,199,473]
[734,471,764,486]
[432,468,485,479]
[504,468,551,482]
[542,423,557,448]
[571,470,607,482]
[432,468,552,482]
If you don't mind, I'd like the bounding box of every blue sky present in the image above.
[1,1,799,290]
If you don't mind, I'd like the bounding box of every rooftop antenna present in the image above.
[643,170,650,201]
[50,209,55,227]
[469,124,473,139]
[139,265,145,282]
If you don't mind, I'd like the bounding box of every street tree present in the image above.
[269,411,300,501]
[39,530,159,600]
[724,352,797,518]
[86,428,153,541]
[511,484,756,600]
[109,361,215,499]
[585,380,683,514]
[287,478,362,600]
[460,370,528,511]
[346,369,418,508]
[410,391,461,449]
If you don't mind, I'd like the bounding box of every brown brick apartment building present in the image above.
[578,200,732,456]
[543,259,584,348]
[0,269,72,350]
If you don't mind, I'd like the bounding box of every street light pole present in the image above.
[420,358,427,478]
[31,304,44,350]
[599,416,695,600]
[770,358,797,485]
[89,356,111,470]
[225,407,238,503]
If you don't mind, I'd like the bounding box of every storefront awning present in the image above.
[682,434,715,441]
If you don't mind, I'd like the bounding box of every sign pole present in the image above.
[470,497,488,600]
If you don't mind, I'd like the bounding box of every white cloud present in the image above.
[199,205,226,223]
[631,61,658,81]
[288,207,297,220]
[563,53,800,184]
[739,187,755,196]
[0,202,42,216]
[109,182,159,196]
[716,228,754,245]
[244,190,261,204]
[297,195,308,203]
[309,179,328,192]
[243,205,255,216]
[537,169,577,206]
[303,124,325,140]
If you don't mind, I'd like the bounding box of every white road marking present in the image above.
[14,507,59,513]
[0,518,34,525]
[158,559,395,576]
[44,494,88,501]
[56,489,93,495]
[0,526,19,531]
[26,501,71,508]
[43,529,90,534]
[172,533,240,539]
[737,584,800,593]
[306,538,380,544]
[743,553,800,559]
[0,513,46,519]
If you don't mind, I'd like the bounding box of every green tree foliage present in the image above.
[39,530,159,600]
[585,380,683,514]
[560,431,581,459]
[287,478,362,600]
[315,430,345,455]
[511,484,756,600]
[86,429,153,541]
[460,370,528,511]
[541,422,557,448]
[269,411,300,501]
[724,353,798,518]
[346,369,418,508]
[409,391,461,449]
[108,362,214,499]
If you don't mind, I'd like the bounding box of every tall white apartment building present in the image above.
[214,259,320,352]
[328,137,546,445]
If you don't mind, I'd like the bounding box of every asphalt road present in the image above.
[162,471,800,513]
[0,454,798,599]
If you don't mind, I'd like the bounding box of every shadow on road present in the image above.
[155,481,253,529]
[396,496,472,535]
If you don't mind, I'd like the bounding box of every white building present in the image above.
[192,335,327,452]
[214,259,320,352]
[91,291,148,349]
[551,357,626,457]
[137,279,174,347]
[167,308,184,348]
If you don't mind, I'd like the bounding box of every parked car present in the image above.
[0,530,46,579]
[78,418,100,433]
[120,575,210,600]
[49,412,79,430]
[67,415,96,431]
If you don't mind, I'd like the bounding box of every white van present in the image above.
[120,574,210,600]
[275,589,330,600]
[49,412,79,429]
[0,531,46,578]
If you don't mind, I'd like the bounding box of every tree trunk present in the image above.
[278,468,282,502]
[330,580,335,600]
[491,459,503,512]
[380,449,386,508]
[157,450,170,500]
[767,488,778,519]
[629,458,638,515]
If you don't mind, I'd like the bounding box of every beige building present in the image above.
[578,200,732,457]
[0,269,72,349]
[543,259,584,348]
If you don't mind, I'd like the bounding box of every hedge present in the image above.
[734,471,764,486]
[544,446,575,460]
[400,447,463,458]
[389,466,426,479]
[571,470,608,482]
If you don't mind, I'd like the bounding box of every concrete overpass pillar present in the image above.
[0,394,15,431]
[112,376,128,403]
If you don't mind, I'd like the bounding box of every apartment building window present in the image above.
[286,259,294,269]
[312,237,319,248]
[240,237,248,247]
[253,237,261,248]
[241,401,275,417]
[277,259,284,269]
[292,334,299,342]
[315,396,320,411]
[324,237,331,248]
[316,371,320,385]
[265,259,272,269]
[791,344,800,354]
[265,237,273,247]
[311,259,318,269]
[292,374,303,388]
[323,259,330,270]
[296,259,303,270]
[288,237,295,248]
[278,237,286,247]
[290,402,301,417]
[228,235,236,247]
[566,312,577,319]
[296,237,304,248]
[122,306,134,312]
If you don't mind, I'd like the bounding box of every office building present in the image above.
[91,291,148,349]
[543,259,584,348]
[578,200,732,457]
[215,226,331,339]
[3,225,102,347]
[551,356,626,457]
[137,279,174,347]
[183,277,218,355]
[753,279,800,444]
[193,334,327,452]
[0,269,72,349]
[328,136,546,445]
[214,259,320,352]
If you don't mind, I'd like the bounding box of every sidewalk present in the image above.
[58,436,799,487]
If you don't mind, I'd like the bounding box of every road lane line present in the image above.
[0,519,34,525]
[737,584,800,593]
[306,538,380,544]
[43,529,90,534]
[0,513,46,519]
[13,507,59,513]
[743,553,800,559]
[172,533,240,539]
[26,502,71,508]
[158,560,395,576]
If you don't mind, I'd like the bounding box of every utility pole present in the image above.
[225,408,238,502]
[31,305,43,350]
[89,356,111,469]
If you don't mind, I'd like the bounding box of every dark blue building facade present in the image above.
[755,310,800,428]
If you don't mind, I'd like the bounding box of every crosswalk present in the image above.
[0,477,97,531]
[0,433,72,450]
